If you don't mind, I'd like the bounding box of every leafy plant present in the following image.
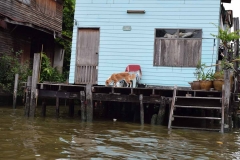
[0,50,32,95]
[194,60,202,80]
[196,62,214,81]
[40,53,65,83]
[211,23,240,45]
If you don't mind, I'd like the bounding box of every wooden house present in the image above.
[69,0,232,87]
[0,0,65,72]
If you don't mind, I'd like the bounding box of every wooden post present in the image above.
[56,86,61,117]
[139,94,144,125]
[233,18,239,129]
[224,70,231,131]
[25,76,32,117]
[168,86,177,129]
[80,91,86,121]
[13,74,19,109]
[86,84,93,122]
[221,85,225,133]
[29,53,41,117]
[234,18,239,72]
[41,99,46,117]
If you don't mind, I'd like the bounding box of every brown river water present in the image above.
[0,106,240,160]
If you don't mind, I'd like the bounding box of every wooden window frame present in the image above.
[153,28,202,67]
[17,0,31,6]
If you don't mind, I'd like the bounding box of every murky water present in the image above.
[0,106,240,160]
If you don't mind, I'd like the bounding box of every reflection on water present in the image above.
[0,106,240,159]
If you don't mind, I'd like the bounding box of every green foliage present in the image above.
[40,53,65,83]
[195,62,214,81]
[194,60,202,80]
[55,0,76,80]
[0,50,32,95]
[211,24,240,44]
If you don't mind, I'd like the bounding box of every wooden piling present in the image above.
[29,53,41,117]
[56,97,60,117]
[41,99,46,117]
[139,94,144,125]
[80,91,86,121]
[13,74,19,109]
[224,70,231,131]
[56,86,61,117]
[221,85,225,133]
[86,84,93,122]
[156,97,166,125]
[25,76,32,117]
[168,86,177,129]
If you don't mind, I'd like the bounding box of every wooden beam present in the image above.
[30,53,41,117]
[92,93,163,103]
[86,84,93,122]
[13,73,19,109]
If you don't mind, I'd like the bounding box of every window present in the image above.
[154,29,202,67]
[18,0,31,5]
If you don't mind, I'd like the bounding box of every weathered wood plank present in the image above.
[193,40,202,66]
[29,53,41,117]
[178,40,184,67]
[92,93,163,103]
[154,39,161,66]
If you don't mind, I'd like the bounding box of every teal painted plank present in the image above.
[76,7,220,12]
[75,10,219,16]
[75,15,220,21]
[77,19,219,24]
[78,0,220,5]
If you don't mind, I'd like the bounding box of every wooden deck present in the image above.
[19,82,236,133]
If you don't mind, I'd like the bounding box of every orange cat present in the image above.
[105,72,136,87]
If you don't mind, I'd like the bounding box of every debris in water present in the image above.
[216,141,223,145]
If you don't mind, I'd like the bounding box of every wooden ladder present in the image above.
[168,86,224,133]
